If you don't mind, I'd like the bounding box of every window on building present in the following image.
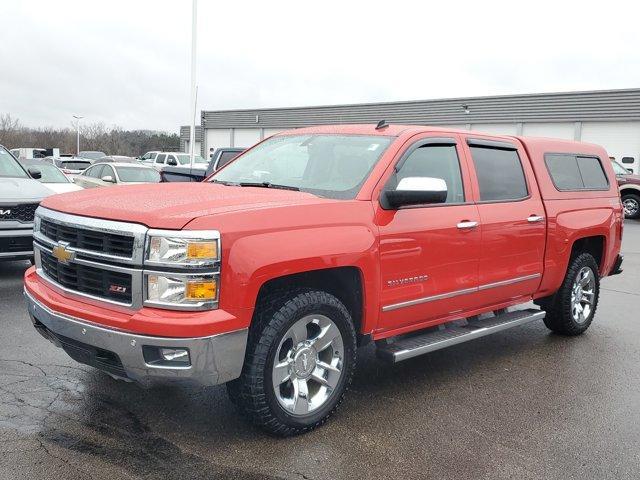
[621,156,635,164]
[393,144,465,204]
[469,146,528,201]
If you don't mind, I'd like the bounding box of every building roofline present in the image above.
[201,87,640,114]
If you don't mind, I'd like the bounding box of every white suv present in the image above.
[138,151,160,165]
[152,152,209,171]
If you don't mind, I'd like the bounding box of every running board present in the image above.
[376,308,545,363]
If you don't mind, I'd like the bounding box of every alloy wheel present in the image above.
[272,314,344,416]
[623,197,639,217]
[570,266,596,324]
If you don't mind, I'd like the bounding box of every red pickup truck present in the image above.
[24,124,624,436]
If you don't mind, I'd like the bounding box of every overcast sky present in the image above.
[1,0,639,133]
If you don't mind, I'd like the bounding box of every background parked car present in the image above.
[205,147,245,176]
[17,159,83,194]
[97,155,138,163]
[74,162,161,188]
[159,149,245,182]
[611,159,640,219]
[10,147,59,160]
[43,156,92,179]
[78,150,106,162]
[138,151,160,165]
[0,144,54,262]
[153,151,209,170]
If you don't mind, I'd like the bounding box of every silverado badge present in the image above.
[52,242,75,264]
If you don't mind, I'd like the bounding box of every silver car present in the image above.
[74,162,161,189]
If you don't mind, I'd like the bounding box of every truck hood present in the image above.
[40,182,332,229]
[0,177,54,202]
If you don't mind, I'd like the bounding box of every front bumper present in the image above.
[24,289,247,386]
[0,228,33,260]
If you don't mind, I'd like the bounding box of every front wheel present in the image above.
[542,253,600,335]
[233,290,357,436]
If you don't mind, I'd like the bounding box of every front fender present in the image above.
[225,225,379,329]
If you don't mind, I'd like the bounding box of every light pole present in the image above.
[73,115,83,155]
[188,0,197,169]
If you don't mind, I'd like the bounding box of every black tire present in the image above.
[232,290,357,436]
[621,193,640,220]
[542,253,600,336]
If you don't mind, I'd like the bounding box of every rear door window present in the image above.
[155,154,167,164]
[469,146,529,201]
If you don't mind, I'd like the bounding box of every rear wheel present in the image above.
[233,290,357,436]
[621,193,640,219]
[542,253,600,335]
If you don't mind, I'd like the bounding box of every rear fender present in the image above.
[536,207,617,297]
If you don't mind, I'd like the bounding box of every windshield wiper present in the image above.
[210,179,239,186]
[237,181,299,191]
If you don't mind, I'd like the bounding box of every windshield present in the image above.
[116,167,161,183]
[79,151,105,160]
[30,164,69,183]
[176,154,207,165]
[211,134,393,199]
[0,147,28,178]
[611,160,629,175]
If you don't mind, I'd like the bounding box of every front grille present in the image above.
[0,203,39,223]
[0,236,33,253]
[40,218,134,258]
[40,250,132,304]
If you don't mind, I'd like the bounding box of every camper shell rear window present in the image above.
[544,153,609,191]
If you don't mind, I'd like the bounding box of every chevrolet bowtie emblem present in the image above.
[52,242,75,264]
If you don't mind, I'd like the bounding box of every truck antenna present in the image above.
[375,120,389,130]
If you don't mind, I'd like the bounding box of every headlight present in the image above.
[143,229,221,310]
[145,230,220,267]
[33,214,41,232]
[145,273,219,310]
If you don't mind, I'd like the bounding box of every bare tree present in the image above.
[0,114,179,156]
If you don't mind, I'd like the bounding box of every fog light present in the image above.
[160,348,190,363]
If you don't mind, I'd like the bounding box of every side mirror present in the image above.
[101,175,115,183]
[28,167,42,179]
[381,177,448,210]
[627,168,634,174]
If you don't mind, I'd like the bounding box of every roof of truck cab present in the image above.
[275,124,431,137]
[274,123,522,139]
[274,125,609,154]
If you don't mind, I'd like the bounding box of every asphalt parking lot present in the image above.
[1,222,638,480]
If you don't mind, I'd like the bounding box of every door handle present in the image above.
[457,220,479,230]
[527,215,544,223]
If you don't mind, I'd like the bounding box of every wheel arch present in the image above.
[253,267,367,340]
